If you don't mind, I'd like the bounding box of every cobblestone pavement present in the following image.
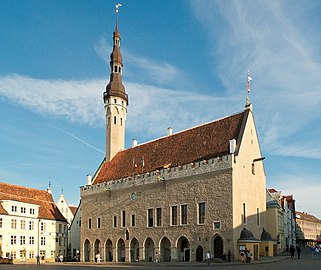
[2,248,321,270]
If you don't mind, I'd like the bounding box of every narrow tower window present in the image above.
[120,118,123,126]
[114,116,117,125]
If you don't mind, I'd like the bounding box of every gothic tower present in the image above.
[103,13,128,162]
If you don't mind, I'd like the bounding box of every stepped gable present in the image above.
[0,182,66,221]
[94,110,246,184]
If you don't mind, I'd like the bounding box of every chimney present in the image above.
[167,127,173,136]
[86,174,92,186]
[229,139,236,154]
[132,139,138,147]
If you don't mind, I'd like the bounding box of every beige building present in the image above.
[266,189,296,253]
[296,211,321,245]
[80,14,271,263]
[0,182,67,263]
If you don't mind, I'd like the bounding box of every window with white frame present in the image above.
[11,219,17,229]
[40,236,46,245]
[20,236,26,245]
[181,204,188,225]
[11,235,17,245]
[29,236,35,245]
[147,209,154,227]
[198,202,206,224]
[171,205,178,226]
[156,208,162,227]
[29,221,34,230]
[20,220,26,230]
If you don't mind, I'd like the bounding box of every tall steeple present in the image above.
[103,5,128,162]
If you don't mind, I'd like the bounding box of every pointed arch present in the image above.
[130,237,139,262]
[160,237,171,262]
[117,238,126,262]
[105,239,113,262]
[83,239,91,262]
[212,234,224,258]
[176,236,190,262]
[196,245,204,261]
[144,237,154,262]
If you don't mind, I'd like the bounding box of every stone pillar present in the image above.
[171,246,179,262]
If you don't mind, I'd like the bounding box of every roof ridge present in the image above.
[121,110,245,151]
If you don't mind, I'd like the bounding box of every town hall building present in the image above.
[80,11,271,263]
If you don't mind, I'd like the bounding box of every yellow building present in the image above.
[296,211,321,246]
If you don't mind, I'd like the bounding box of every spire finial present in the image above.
[115,3,122,29]
[246,70,253,107]
[47,179,52,194]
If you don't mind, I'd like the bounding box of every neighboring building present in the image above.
[0,182,67,263]
[56,192,77,225]
[80,13,270,263]
[296,211,321,246]
[266,189,296,253]
[69,202,81,260]
[55,192,78,259]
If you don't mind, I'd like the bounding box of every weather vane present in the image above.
[246,70,253,105]
[116,3,122,13]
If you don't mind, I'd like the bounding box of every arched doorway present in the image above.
[105,239,113,262]
[144,237,154,262]
[177,236,190,262]
[117,238,125,262]
[130,238,139,262]
[160,237,171,262]
[213,235,223,258]
[94,239,101,261]
[84,239,90,262]
[196,245,204,261]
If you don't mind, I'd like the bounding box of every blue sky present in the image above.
[1,1,320,218]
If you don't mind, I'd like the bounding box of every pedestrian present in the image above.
[240,250,245,263]
[227,249,231,262]
[315,246,320,259]
[296,245,301,259]
[96,252,101,263]
[290,245,295,259]
[59,254,63,262]
[36,254,40,265]
[246,250,252,263]
[205,251,211,266]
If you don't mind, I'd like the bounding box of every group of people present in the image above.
[311,245,320,259]
[289,245,301,259]
[240,248,252,263]
[205,250,232,265]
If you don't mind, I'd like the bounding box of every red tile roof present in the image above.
[0,182,66,221]
[69,205,78,216]
[94,110,246,184]
[268,188,278,193]
[296,211,321,223]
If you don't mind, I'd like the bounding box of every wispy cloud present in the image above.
[0,74,104,127]
[94,36,184,87]
[191,0,321,159]
[0,74,238,140]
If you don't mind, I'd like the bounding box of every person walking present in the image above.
[227,249,231,262]
[36,255,40,265]
[206,251,211,266]
[296,245,301,259]
[290,245,295,259]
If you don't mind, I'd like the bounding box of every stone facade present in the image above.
[80,12,268,263]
